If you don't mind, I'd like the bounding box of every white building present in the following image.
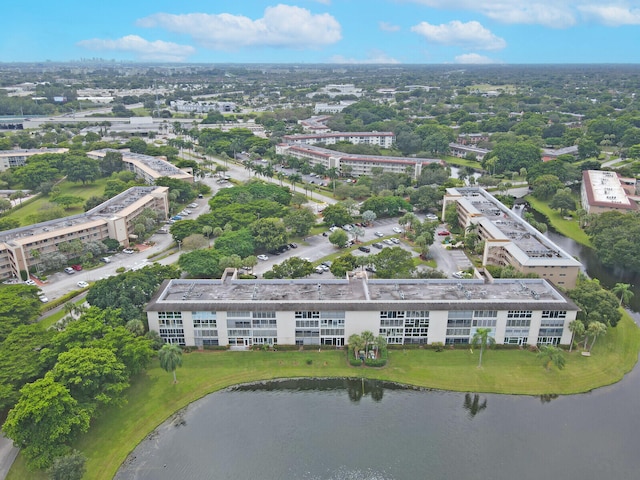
[275,143,440,179]
[146,269,578,349]
[88,149,193,184]
[283,132,395,149]
[580,170,639,214]
[0,148,69,172]
[314,101,357,114]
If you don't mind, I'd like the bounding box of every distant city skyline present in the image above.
[4,1,640,64]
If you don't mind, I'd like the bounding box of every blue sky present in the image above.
[3,1,640,64]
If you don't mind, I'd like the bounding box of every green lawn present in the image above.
[8,311,639,480]
[6,178,109,226]
[525,194,592,247]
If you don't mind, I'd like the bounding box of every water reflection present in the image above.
[462,393,487,419]
[539,394,559,404]
[232,377,397,403]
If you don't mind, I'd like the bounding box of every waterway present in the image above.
[116,372,640,480]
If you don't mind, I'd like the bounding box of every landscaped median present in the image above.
[8,312,640,480]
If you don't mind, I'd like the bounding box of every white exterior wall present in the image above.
[277,311,297,345]
[427,311,449,344]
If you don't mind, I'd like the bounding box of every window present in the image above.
[542,311,567,319]
[507,310,532,318]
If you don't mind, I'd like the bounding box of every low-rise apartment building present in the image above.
[275,143,441,179]
[443,187,582,288]
[283,132,395,149]
[448,143,490,161]
[146,269,578,348]
[0,148,69,172]
[87,149,193,184]
[580,170,639,214]
[0,186,169,279]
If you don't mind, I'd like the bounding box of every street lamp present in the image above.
[177,240,182,251]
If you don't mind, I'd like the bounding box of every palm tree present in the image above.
[361,330,375,359]
[348,333,363,362]
[158,343,183,383]
[568,320,585,352]
[537,345,566,371]
[612,283,634,307]
[587,321,608,352]
[471,328,495,367]
[125,319,145,336]
[289,173,302,192]
[202,226,213,247]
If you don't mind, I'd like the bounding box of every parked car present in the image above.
[122,248,135,254]
[322,232,329,237]
[77,281,89,288]
[100,257,111,263]
[37,292,48,303]
[257,254,269,261]
[171,215,183,221]
[289,243,298,249]
[188,203,198,208]
[71,264,83,271]
[321,260,332,267]
[438,230,451,236]
[64,267,75,274]
[25,279,36,286]
[372,242,383,249]
[391,238,400,244]
[315,266,324,274]
[426,214,439,221]
[383,239,394,245]
[358,246,371,253]
[393,227,403,233]
[374,232,384,237]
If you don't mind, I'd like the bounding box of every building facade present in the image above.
[87,149,193,184]
[146,270,578,349]
[283,132,395,149]
[580,170,639,214]
[0,148,69,172]
[443,187,582,288]
[0,186,169,279]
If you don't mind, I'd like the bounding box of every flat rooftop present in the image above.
[451,187,582,267]
[147,273,577,312]
[584,170,636,209]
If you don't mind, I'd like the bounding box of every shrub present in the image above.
[306,359,313,365]
[432,342,444,352]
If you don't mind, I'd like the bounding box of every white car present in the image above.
[393,227,403,233]
[426,214,439,221]
[38,294,49,303]
[24,279,36,286]
[374,231,384,237]
[77,281,89,288]
[452,271,468,279]
[257,254,269,261]
[383,239,394,245]
[122,249,135,254]
[391,237,400,244]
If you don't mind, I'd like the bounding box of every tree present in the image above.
[48,450,87,480]
[550,188,576,215]
[265,257,314,279]
[587,321,608,353]
[568,276,621,327]
[348,333,363,361]
[284,207,316,238]
[372,247,415,278]
[361,210,377,226]
[51,347,129,412]
[531,174,564,200]
[361,330,375,359]
[178,248,224,278]
[2,374,90,469]
[537,345,566,371]
[471,328,495,368]
[158,343,183,383]
[329,229,349,249]
[63,156,101,184]
[568,320,585,352]
[250,217,288,252]
[612,282,634,307]
[322,204,352,227]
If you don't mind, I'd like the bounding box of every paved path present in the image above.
[0,434,18,480]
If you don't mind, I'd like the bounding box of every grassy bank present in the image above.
[525,194,592,247]
[6,179,108,226]
[8,312,639,480]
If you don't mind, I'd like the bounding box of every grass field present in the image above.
[525,194,592,247]
[6,178,109,226]
[8,311,639,480]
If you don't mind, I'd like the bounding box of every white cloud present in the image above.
[77,35,195,62]
[411,20,506,50]
[406,1,577,28]
[328,50,400,64]
[379,21,401,32]
[578,4,640,26]
[137,5,341,50]
[454,53,501,64]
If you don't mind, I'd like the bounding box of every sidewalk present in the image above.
[0,434,18,480]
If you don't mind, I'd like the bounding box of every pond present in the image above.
[116,371,640,480]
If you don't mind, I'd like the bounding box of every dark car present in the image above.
[372,242,383,249]
[322,232,329,237]
[358,246,371,253]
[289,243,298,249]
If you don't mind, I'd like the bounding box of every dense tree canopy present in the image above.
[585,211,640,274]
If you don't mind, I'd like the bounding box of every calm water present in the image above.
[116,371,640,480]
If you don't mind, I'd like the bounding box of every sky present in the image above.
[3,0,640,64]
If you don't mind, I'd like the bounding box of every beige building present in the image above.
[0,186,169,279]
[283,132,395,149]
[580,170,639,214]
[87,149,193,184]
[275,143,440,179]
[443,187,582,289]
